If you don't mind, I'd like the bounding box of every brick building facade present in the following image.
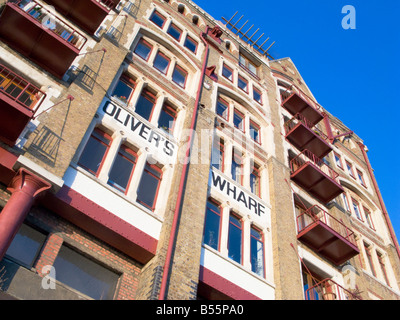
[0,0,399,300]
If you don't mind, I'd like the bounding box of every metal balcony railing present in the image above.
[290,149,340,183]
[284,113,329,141]
[297,205,357,247]
[9,0,87,50]
[305,279,362,300]
[0,63,46,112]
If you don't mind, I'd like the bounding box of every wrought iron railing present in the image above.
[284,113,328,141]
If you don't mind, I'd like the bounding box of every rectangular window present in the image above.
[239,53,258,77]
[107,145,137,193]
[172,65,187,88]
[136,162,163,211]
[352,198,362,221]
[363,207,375,230]
[346,161,355,178]
[250,120,260,143]
[167,23,182,41]
[111,74,135,105]
[153,51,170,75]
[357,169,366,187]
[231,151,242,185]
[203,199,221,250]
[253,87,262,104]
[237,75,248,93]
[222,63,233,82]
[135,89,156,121]
[233,109,245,132]
[5,224,47,268]
[78,128,112,176]
[251,226,265,277]
[134,38,153,61]
[342,193,350,212]
[184,35,198,53]
[377,252,390,286]
[150,10,166,28]
[364,243,377,277]
[334,153,343,169]
[216,97,229,120]
[228,213,242,264]
[211,139,224,172]
[250,164,261,197]
[53,245,120,300]
[158,103,176,134]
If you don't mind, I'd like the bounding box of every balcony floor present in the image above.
[286,122,332,159]
[283,93,323,126]
[0,3,80,78]
[298,221,360,265]
[291,162,344,203]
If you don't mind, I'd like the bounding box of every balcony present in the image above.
[281,90,323,127]
[0,63,46,145]
[305,279,362,300]
[290,149,344,203]
[297,205,359,265]
[0,0,87,79]
[284,113,332,159]
[44,0,119,35]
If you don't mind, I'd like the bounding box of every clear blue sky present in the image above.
[194,0,400,242]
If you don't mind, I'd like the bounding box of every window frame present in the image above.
[203,198,222,251]
[107,145,138,194]
[249,120,261,144]
[78,128,112,177]
[134,89,157,121]
[250,225,265,278]
[334,152,343,169]
[352,198,363,221]
[364,242,377,277]
[216,97,229,121]
[377,252,390,286]
[356,169,366,187]
[134,38,153,62]
[253,86,263,105]
[158,102,177,134]
[184,35,198,54]
[212,138,224,172]
[363,206,375,230]
[227,212,243,265]
[111,74,136,105]
[167,22,183,41]
[172,64,188,89]
[231,150,243,185]
[222,63,233,82]
[233,108,245,132]
[149,10,167,29]
[237,74,249,93]
[153,51,171,75]
[250,164,261,197]
[136,162,163,211]
[346,160,355,178]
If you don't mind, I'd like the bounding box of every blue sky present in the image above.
[193,0,400,242]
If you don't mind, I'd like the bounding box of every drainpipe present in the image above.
[357,142,400,260]
[158,27,210,300]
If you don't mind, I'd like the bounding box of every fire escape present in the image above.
[282,85,360,270]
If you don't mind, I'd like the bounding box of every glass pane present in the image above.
[112,80,133,103]
[253,89,262,103]
[136,165,160,209]
[211,143,223,171]
[158,107,175,133]
[135,93,155,121]
[203,202,220,250]
[107,149,136,192]
[184,37,197,53]
[167,24,182,40]
[233,112,243,130]
[134,40,152,60]
[150,11,165,28]
[249,63,257,75]
[250,124,259,142]
[172,66,187,88]
[5,224,46,267]
[251,236,264,277]
[216,100,228,119]
[53,245,119,300]
[78,134,109,175]
[238,77,248,92]
[228,215,242,264]
[222,65,232,81]
[153,52,170,74]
